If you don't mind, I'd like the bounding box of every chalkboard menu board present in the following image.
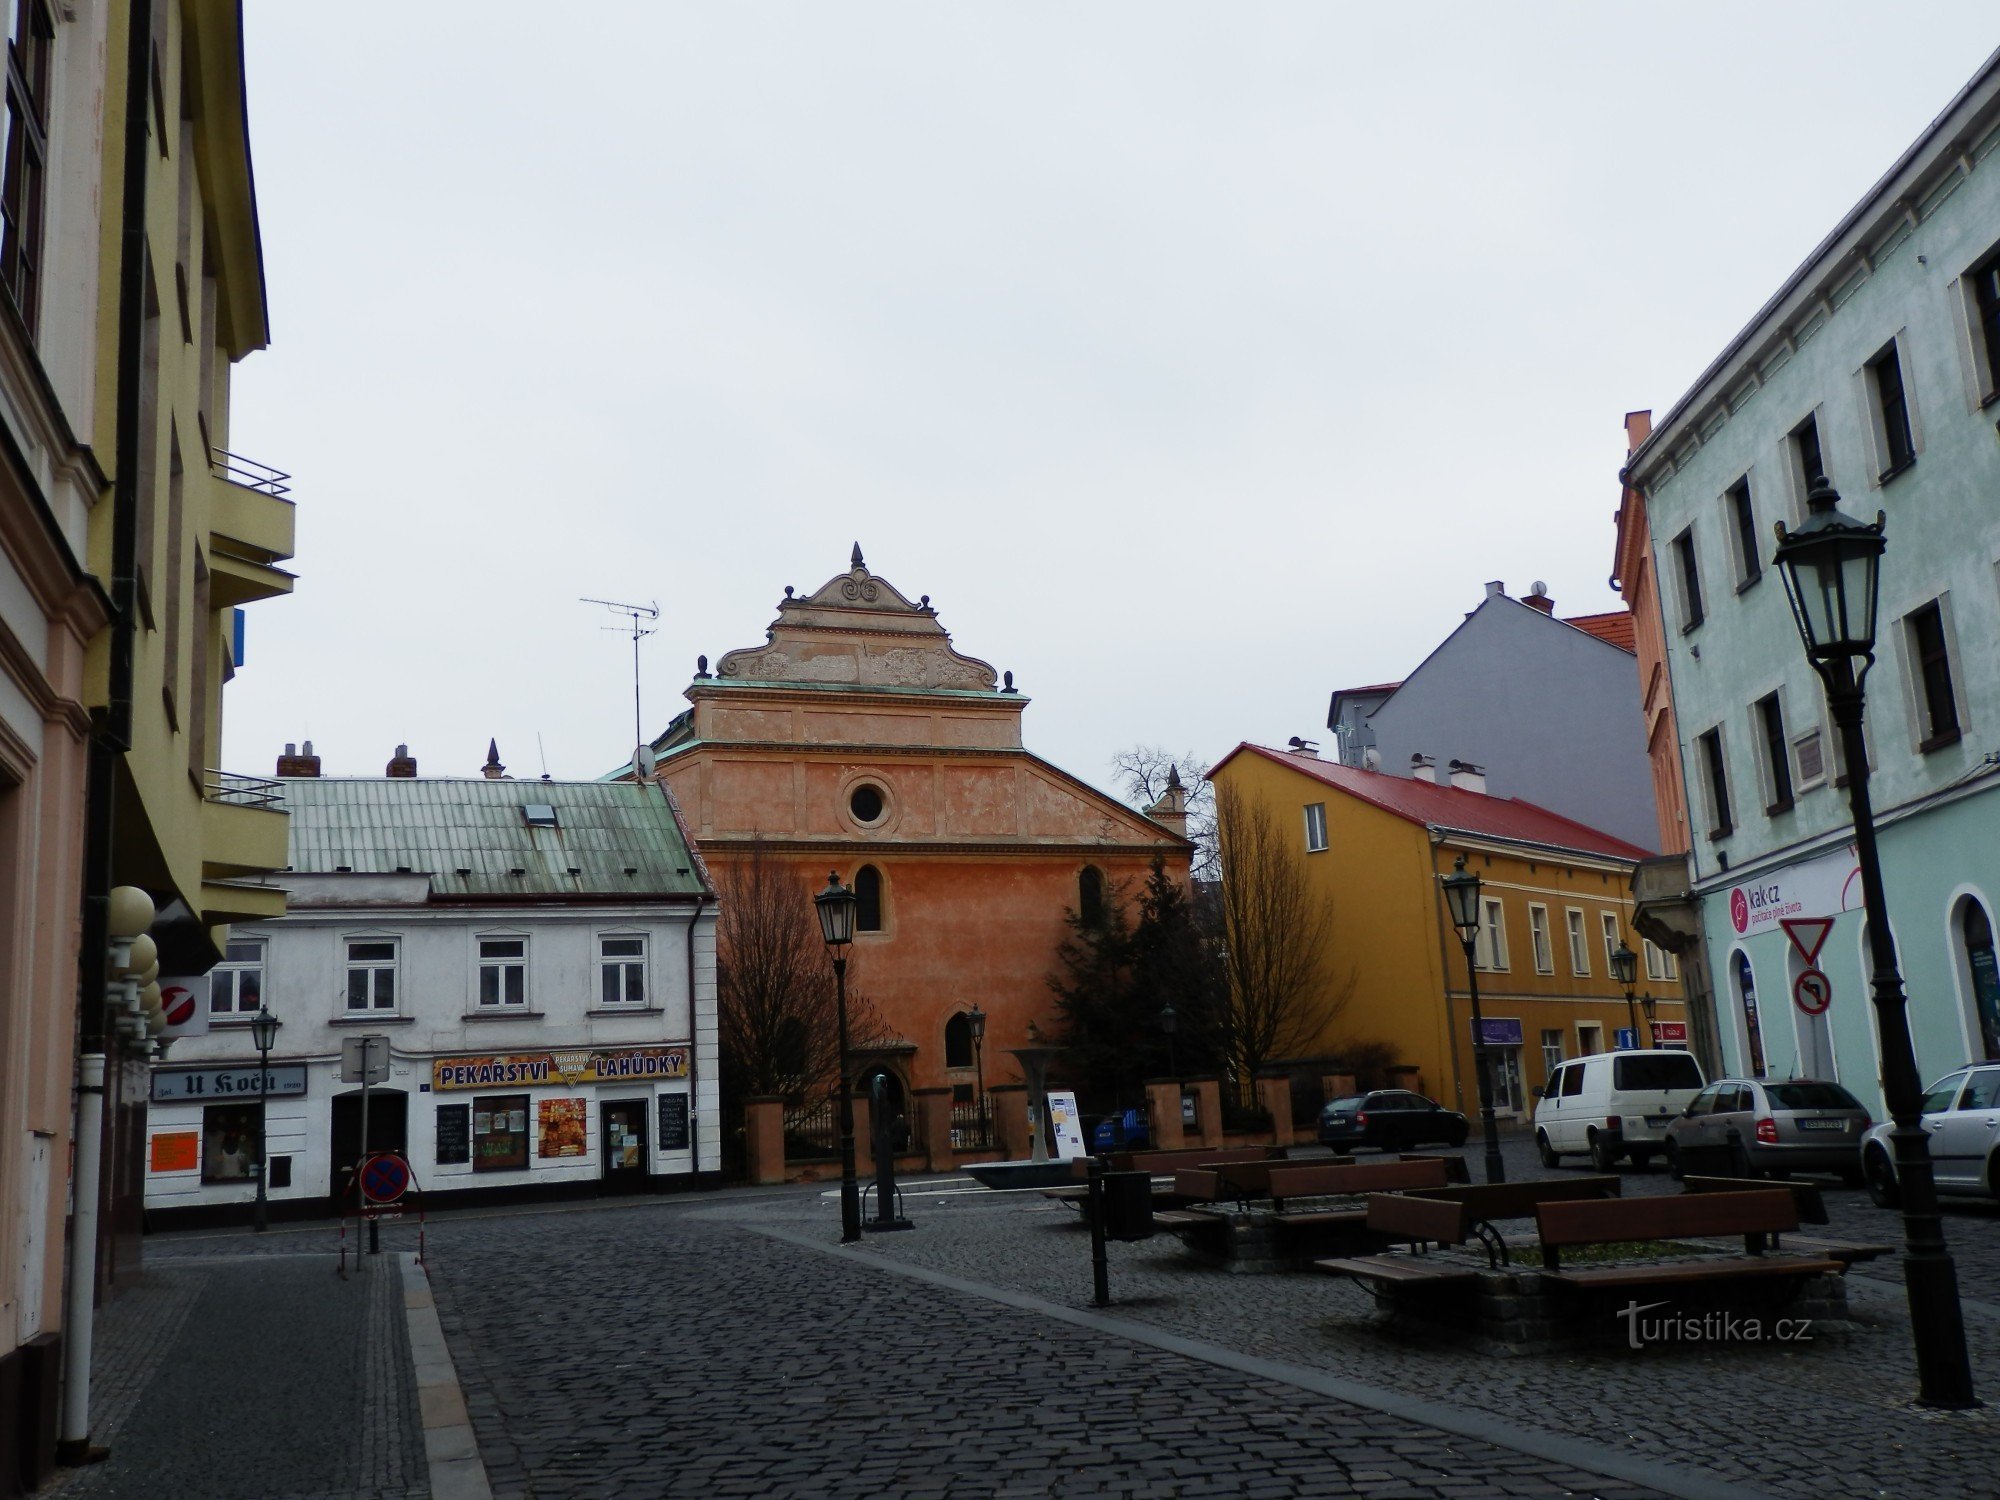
[657,1093,691,1153]
[436,1104,470,1166]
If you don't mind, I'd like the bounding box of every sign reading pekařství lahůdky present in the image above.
[431,1046,690,1092]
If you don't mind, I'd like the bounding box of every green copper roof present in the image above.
[280,777,709,899]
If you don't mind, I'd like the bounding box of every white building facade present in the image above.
[143,771,721,1218]
[1624,49,2000,1105]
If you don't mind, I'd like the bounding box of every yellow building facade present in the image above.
[1209,745,1687,1122]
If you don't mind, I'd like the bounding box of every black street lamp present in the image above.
[814,872,863,1244]
[249,1004,279,1232]
[1611,941,1641,1048]
[1159,1002,1179,1079]
[967,1003,987,1147]
[1773,479,1973,1408]
[1440,855,1505,1184]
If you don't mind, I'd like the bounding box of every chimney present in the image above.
[1286,736,1320,759]
[1524,580,1555,615]
[1448,759,1487,794]
[1483,580,1505,600]
[1144,763,1189,836]
[1410,753,1437,784]
[1624,408,1653,455]
[386,743,418,778]
[481,739,507,779]
[276,739,321,778]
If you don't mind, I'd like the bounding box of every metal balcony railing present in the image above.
[204,770,286,809]
[211,449,292,499]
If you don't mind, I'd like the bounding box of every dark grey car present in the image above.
[1663,1078,1870,1182]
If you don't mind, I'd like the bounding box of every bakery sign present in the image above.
[1726,843,1861,937]
[431,1046,689,1092]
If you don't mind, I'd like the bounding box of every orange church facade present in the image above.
[652,548,1191,1114]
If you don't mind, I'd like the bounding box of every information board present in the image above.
[435,1104,470,1166]
[657,1093,691,1153]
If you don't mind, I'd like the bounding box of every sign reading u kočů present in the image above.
[151,1065,308,1102]
[430,1046,689,1092]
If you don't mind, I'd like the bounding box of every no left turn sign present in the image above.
[1793,968,1833,1016]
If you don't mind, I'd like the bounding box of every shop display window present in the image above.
[201,1103,258,1184]
[472,1093,529,1171]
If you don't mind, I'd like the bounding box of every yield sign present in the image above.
[1781,916,1835,965]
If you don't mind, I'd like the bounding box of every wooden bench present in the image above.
[1268,1157,1452,1216]
[1534,1189,1844,1290]
[1315,1195,1483,1289]
[1039,1144,1288,1209]
[1678,1175,1891,1264]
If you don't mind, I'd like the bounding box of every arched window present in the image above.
[944,1012,974,1069]
[1733,950,1766,1077]
[855,865,883,932]
[1960,898,2000,1061]
[1078,865,1105,926]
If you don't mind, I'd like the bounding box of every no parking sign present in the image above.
[358,1152,411,1205]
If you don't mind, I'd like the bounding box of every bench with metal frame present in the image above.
[1533,1189,1844,1290]
[1678,1174,1892,1265]
[1314,1176,1625,1290]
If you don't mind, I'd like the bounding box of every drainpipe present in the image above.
[684,893,708,1174]
[62,0,154,1462]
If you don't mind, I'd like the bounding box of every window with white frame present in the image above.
[1303,802,1327,853]
[344,937,397,1012]
[210,938,265,1016]
[1565,909,1589,976]
[1528,904,1553,974]
[478,936,528,1007]
[599,934,646,1007]
[1643,938,1677,982]
[1540,1028,1564,1080]
[1600,912,1620,974]
[1475,898,1509,971]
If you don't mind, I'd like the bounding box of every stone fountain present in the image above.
[962,1031,1074,1190]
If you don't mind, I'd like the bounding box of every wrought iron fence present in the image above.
[212,449,292,498]
[785,1099,840,1160]
[950,1097,993,1150]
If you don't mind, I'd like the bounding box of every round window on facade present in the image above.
[849,783,886,824]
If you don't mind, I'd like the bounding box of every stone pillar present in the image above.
[990,1083,1029,1160]
[1188,1076,1224,1148]
[915,1087,954,1170]
[1144,1080,1185,1151]
[1324,1072,1357,1100]
[745,1097,786,1186]
[1257,1074,1294,1146]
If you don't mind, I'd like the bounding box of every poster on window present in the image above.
[537,1098,588,1158]
[472,1093,529,1172]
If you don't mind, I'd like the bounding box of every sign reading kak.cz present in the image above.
[1727,843,1861,937]
[431,1046,689,1092]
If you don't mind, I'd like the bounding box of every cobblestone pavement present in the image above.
[705,1135,1998,1500]
[418,1200,1674,1500]
[45,1251,426,1500]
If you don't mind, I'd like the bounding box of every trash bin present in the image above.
[1099,1170,1155,1241]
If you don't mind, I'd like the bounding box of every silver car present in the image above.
[1664,1077,1871,1182]
[1860,1064,2000,1207]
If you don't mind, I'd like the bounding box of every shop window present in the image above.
[1734,950,1767,1077]
[478,936,528,1007]
[1961,899,2000,1063]
[200,1103,257,1184]
[210,938,265,1016]
[472,1095,529,1171]
[599,934,646,1006]
[344,937,397,1012]
[854,865,883,933]
[944,1011,973,1069]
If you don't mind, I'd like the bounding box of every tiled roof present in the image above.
[1208,745,1651,862]
[1330,680,1403,700]
[279,777,710,899]
[1562,611,1637,652]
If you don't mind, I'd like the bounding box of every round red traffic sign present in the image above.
[358,1152,411,1204]
[1793,968,1832,1016]
[160,985,198,1027]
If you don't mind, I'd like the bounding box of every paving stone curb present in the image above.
[400,1252,491,1500]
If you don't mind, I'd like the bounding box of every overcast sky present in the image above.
[223,4,1998,798]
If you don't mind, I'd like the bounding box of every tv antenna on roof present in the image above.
[582,597,659,775]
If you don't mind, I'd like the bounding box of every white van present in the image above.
[1533,1049,1706,1171]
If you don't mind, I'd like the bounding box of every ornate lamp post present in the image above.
[1611,941,1641,1047]
[1159,1002,1179,1079]
[1773,480,1973,1408]
[968,1003,987,1146]
[814,872,863,1243]
[1440,855,1505,1184]
[250,1005,279,1231]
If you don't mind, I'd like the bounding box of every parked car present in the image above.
[1317,1091,1469,1151]
[1663,1078,1869,1182]
[1089,1107,1150,1154]
[1860,1063,2000,1207]
[1533,1048,1706,1171]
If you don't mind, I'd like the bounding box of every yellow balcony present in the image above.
[200,770,290,880]
[201,877,288,926]
[207,453,297,607]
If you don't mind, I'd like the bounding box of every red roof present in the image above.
[1208,744,1651,862]
[1331,680,1403,698]
[1562,611,1637,652]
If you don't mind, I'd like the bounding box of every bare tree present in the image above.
[1111,744,1217,879]
[715,845,886,1120]
[1212,783,1347,1086]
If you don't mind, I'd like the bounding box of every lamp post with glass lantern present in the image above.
[968,1003,987,1146]
[250,1005,279,1232]
[1159,1002,1179,1080]
[1440,856,1505,1184]
[814,872,863,1243]
[1611,941,1641,1047]
[1772,479,1973,1408]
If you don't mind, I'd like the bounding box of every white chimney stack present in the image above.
[1448,759,1487,794]
[1410,753,1437,783]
